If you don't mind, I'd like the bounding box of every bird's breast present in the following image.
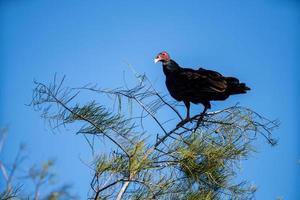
[165,74,183,101]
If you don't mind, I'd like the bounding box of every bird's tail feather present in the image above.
[226,77,250,94]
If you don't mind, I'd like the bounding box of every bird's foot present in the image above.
[198,112,206,121]
[194,113,206,130]
[176,117,191,128]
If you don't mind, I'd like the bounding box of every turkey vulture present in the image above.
[154,51,250,122]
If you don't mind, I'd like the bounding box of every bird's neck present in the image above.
[163,60,180,75]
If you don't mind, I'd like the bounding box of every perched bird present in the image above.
[154,51,250,122]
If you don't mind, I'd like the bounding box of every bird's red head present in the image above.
[154,51,170,64]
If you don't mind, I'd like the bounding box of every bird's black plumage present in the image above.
[155,51,250,120]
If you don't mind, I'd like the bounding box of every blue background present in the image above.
[1,0,299,199]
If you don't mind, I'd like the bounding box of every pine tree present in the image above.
[0,128,77,200]
[30,74,278,200]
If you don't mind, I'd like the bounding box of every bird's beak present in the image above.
[154,58,160,63]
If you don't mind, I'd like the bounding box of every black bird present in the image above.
[154,51,250,122]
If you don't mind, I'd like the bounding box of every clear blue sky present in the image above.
[1,0,299,199]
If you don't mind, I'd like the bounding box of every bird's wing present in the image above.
[179,68,227,93]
